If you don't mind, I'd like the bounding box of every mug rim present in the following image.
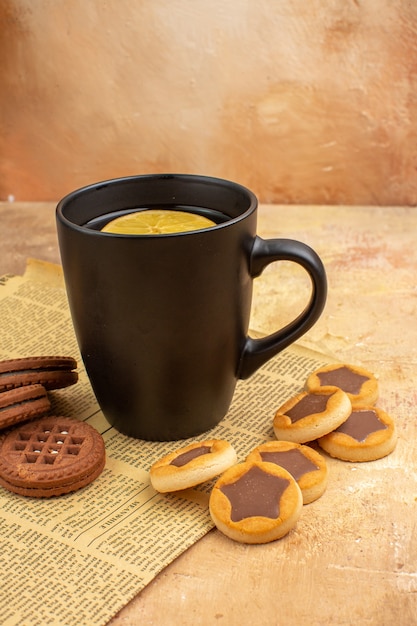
[56,173,258,237]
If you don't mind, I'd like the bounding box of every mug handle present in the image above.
[238,236,327,379]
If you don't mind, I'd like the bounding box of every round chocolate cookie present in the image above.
[150,439,237,492]
[273,389,352,444]
[247,440,328,504]
[317,406,397,462]
[0,356,78,392]
[209,460,303,544]
[0,384,51,431]
[305,363,378,407]
[0,416,105,497]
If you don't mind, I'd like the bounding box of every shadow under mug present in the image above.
[56,174,327,441]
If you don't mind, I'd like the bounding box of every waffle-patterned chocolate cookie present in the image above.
[0,356,78,392]
[0,416,105,497]
[0,384,51,431]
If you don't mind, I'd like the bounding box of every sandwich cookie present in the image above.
[305,363,378,407]
[318,406,397,462]
[209,460,303,544]
[0,384,51,431]
[149,439,237,492]
[273,389,351,444]
[0,416,105,497]
[0,356,78,392]
[246,440,328,504]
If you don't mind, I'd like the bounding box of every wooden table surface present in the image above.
[1,202,416,626]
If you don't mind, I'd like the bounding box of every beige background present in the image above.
[1,0,417,204]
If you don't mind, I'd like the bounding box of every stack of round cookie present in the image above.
[0,355,106,497]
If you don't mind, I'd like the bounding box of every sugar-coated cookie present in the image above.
[273,389,351,444]
[209,460,303,544]
[0,356,78,392]
[317,406,397,462]
[0,416,105,497]
[149,439,237,493]
[305,363,378,407]
[246,441,328,504]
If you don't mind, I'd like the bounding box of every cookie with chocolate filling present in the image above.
[0,416,105,497]
[209,460,303,544]
[0,384,51,431]
[149,439,237,493]
[246,441,328,504]
[0,356,78,392]
[317,406,397,462]
[305,363,378,407]
[273,389,351,444]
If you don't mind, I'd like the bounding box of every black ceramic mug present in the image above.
[56,174,327,441]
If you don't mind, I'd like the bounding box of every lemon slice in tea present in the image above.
[101,209,216,235]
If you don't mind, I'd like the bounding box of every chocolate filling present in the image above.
[317,366,369,394]
[220,465,290,522]
[335,409,387,442]
[285,394,329,423]
[170,445,212,467]
[260,449,319,480]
